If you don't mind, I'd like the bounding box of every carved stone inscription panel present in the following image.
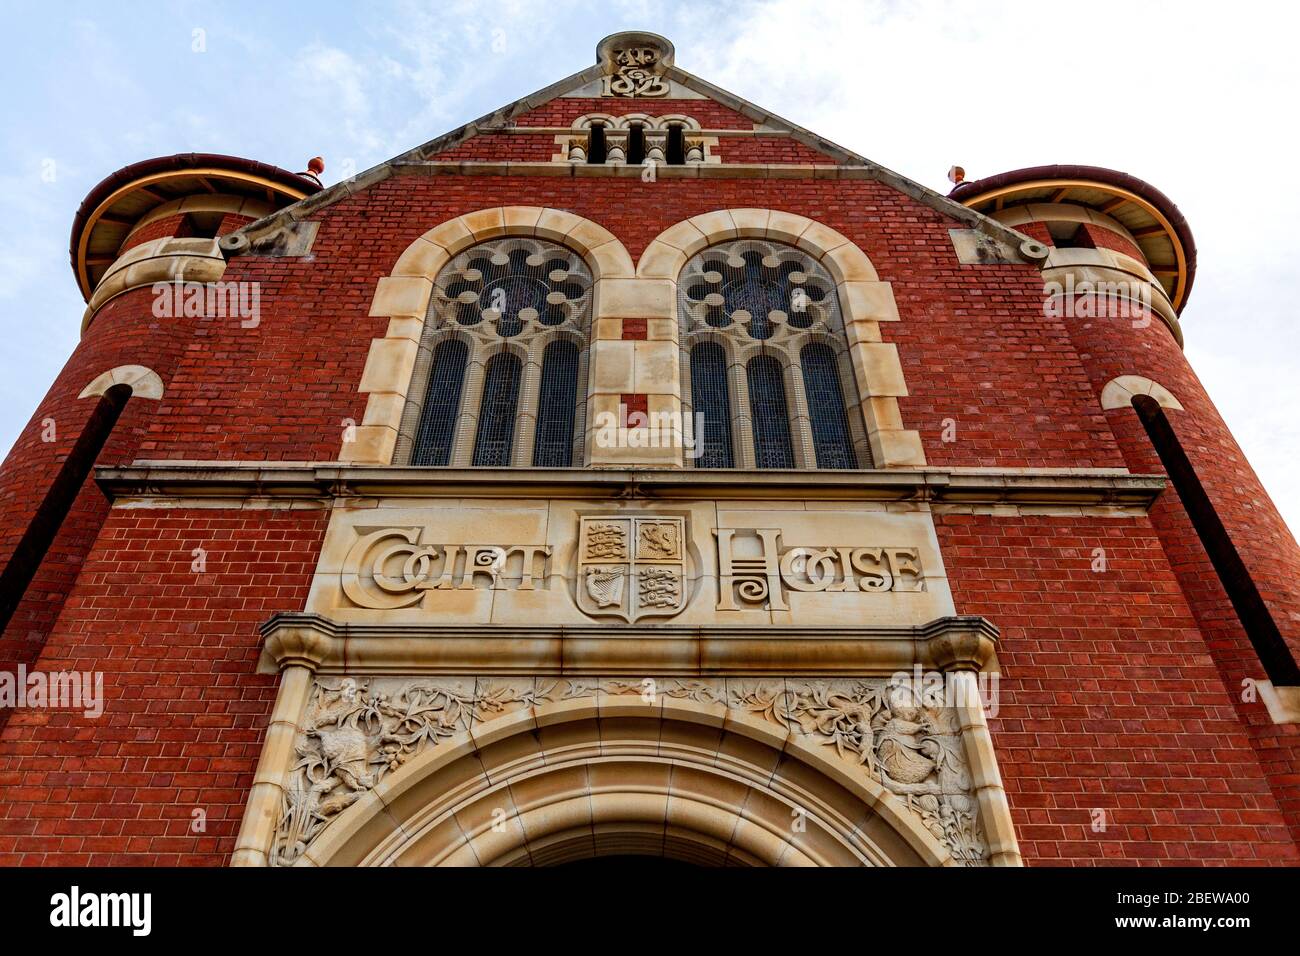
[305,499,955,625]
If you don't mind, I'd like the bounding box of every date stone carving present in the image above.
[605,46,670,97]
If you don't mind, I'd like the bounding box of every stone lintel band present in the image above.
[254,611,1001,677]
[94,463,1166,511]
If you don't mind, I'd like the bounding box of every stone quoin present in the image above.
[0,31,1298,867]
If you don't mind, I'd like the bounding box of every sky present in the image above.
[1,0,1297,532]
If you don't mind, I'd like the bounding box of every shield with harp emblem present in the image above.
[576,516,688,622]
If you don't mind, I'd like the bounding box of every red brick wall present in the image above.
[0,507,326,865]
[510,97,755,129]
[1078,222,1145,262]
[1066,309,1300,845]
[118,212,258,256]
[0,288,197,678]
[1016,221,1052,245]
[130,174,1122,468]
[217,212,256,235]
[937,511,1298,864]
[433,134,561,162]
[119,214,188,253]
[430,132,829,165]
[431,95,830,165]
[1013,217,1145,262]
[710,137,831,164]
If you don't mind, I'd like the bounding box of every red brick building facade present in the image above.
[0,33,1296,867]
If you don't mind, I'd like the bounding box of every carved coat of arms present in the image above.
[576,516,688,622]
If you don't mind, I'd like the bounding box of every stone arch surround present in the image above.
[344,205,635,465]
[637,209,926,468]
[348,206,926,468]
[78,364,165,401]
[1099,374,1184,411]
[285,697,954,867]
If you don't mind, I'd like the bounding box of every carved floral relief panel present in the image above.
[271,675,989,867]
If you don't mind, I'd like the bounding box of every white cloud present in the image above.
[293,43,370,116]
[679,0,1300,536]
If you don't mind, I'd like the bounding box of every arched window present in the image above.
[472,352,522,466]
[410,339,467,466]
[627,124,646,166]
[397,237,593,467]
[747,354,795,468]
[586,123,607,164]
[677,238,869,469]
[666,124,686,166]
[565,115,709,166]
[534,340,580,466]
[689,340,734,468]
[800,342,858,469]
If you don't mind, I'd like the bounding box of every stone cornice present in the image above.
[96,463,1165,508]
[386,159,882,179]
[255,611,1000,676]
[83,236,226,330]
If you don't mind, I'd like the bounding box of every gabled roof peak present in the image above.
[222,34,1044,266]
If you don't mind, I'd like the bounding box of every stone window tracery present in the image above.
[678,239,871,469]
[398,237,592,467]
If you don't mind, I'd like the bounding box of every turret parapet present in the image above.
[951,165,1196,344]
[69,153,322,323]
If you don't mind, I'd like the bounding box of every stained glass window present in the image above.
[746,354,795,468]
[534,340,580,467]
[401,237,592,467]
[473,352,522,467]
[689,341,734,468]
[801,342,857,469]
[410,339,468,466]
[677,239,869,469]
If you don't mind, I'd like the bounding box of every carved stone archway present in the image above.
[286,694,953,867]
